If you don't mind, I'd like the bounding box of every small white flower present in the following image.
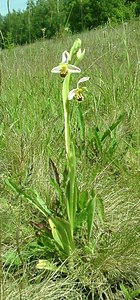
[51,51,81,78]
[68,77,90,101]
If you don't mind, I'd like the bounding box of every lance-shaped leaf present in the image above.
[49,158,60,186]
[79,190,88,210]
[66,143,77,231]
[49,217,75,256]
[5,178,52,218]
[49,176,63,205]
[77,105,85,141]
[96,195,105,224]
[87,190,96,240]
[36,259,67,273]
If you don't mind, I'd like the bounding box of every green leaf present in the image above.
[5,178,52,218]
[66,143,77,230]
[96,195,105,224]
[77,105,85,141]
[49,217,74,256]
[5,178,21,194]
[36,259,57,271]
[84,240,96,255]
[59,218,75,250]
[33,190,52,216]
[66,179,77,231]
[36,259,67,273]
[73,182,78,224]
[49,158,60,186]
[108,137,117,157]
[49,176,63,204]
[62,165,68,184]
[120,284,130,300]
[120,284,140,300]
[75,207,87,229]
[131,288,140,298]
[3,249,21,267]
[87,191,96,240]
[39,234,54,249]
[78,190,88,210]
[49,218,67,252]
[93,127,102,153]
[101,112,125,142]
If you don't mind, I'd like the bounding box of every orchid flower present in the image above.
[51,51,81,78]
[68,77,90,101]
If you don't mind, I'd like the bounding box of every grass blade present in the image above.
[101,112,125,142]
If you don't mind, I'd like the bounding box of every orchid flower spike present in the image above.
[51,51,81,78]
[68,77,90,102]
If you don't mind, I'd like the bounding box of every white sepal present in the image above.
[51,65,61,73]
[62,51,70,64]
[77,76,90,86]
[68,65,81,73]
[68,89,77,100]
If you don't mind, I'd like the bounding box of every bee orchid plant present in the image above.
[47,39,90,259]
[6,39,99,271]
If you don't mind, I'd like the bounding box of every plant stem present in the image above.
[62,74,71,158]
[62,74,77,248]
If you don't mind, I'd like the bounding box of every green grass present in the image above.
[1,19,140,299]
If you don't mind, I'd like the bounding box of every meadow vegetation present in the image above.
[1,19,140,299]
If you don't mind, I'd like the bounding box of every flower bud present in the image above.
[69,38,82,61]
[77,48,85,62]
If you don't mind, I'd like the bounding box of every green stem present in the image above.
[62,74,77,242]
[62,74,71,158]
